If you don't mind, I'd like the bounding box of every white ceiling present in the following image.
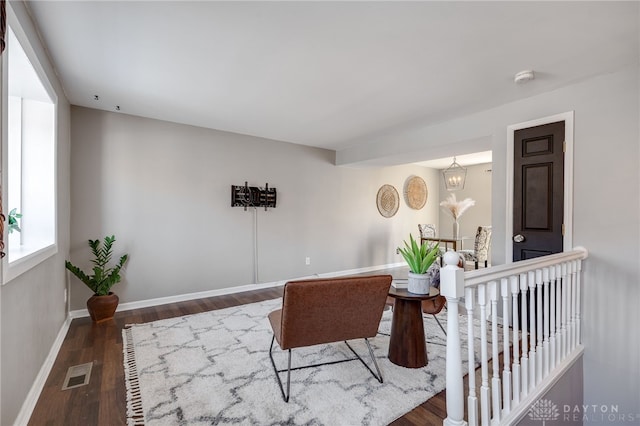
[24,1,639,154]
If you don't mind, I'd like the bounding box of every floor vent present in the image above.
[62,362,93,390]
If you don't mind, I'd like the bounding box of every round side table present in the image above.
[387,286,440,368]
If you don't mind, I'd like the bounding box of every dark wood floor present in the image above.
[28,270,476,426]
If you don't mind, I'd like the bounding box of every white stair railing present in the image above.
[442,247,588,426]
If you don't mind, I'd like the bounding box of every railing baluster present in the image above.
[542,267,550,378]
[576,259,582,345]
[549,265,557,370]
[520,273,529,398]
[567,261,573,356]
[501,278,511,415]
[555,264,562,364]
[528,270,536,390]
[561,262,568,359]
[535,269,543,385]
[510,275,520,406]
[478,284,490,426]
[570,260,578,350]
[466,287,478,426]
[489,281,501,422]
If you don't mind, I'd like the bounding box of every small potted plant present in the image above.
[8,208,22,233]
[398,234,440,294]
[65,235,129,322]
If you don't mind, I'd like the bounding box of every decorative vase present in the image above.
[453,220,459,239]
[407,272,431,294]
[87,292,119,323]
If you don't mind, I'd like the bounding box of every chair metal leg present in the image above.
[286,348,291,401]
[365,338,384,383]
[271,336,385,402]
[432,314,447,336]
[268,335,292,402]
[344,339,383,383]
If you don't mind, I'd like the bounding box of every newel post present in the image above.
[441,252,467,426]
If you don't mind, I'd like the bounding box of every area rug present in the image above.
[123,298,475,426]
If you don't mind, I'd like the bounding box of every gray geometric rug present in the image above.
[123,298,473,425]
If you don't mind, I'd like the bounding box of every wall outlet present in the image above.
[305,257,311,265]
[64,288,68,304]
[396,247,400,254]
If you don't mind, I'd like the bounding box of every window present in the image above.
[2,19,57,284]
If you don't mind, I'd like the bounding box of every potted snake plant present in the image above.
[65,235,129,322]
[398,234,440,294]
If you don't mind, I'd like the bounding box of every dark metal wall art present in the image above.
[231,182,277,211]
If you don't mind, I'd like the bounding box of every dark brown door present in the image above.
[513,121,565,261]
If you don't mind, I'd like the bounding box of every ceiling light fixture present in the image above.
[442,157,467,191]
[514,70,535,84]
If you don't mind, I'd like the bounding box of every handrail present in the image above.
[463,247,588,287]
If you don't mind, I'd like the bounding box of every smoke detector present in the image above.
[514,70,535,84]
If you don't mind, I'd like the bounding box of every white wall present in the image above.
[0,2,71,425]
[69,106,442,308]
[336,66,640,417]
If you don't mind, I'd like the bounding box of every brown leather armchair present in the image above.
[268,274,392,402]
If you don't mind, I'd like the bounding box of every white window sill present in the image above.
[3,242,57,284]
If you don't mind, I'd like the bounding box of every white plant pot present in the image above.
[407,272,431,294]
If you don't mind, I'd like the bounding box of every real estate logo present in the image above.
[528,398,560,425]
[528,398,640,424]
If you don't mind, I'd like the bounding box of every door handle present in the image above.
[513,234,525,243]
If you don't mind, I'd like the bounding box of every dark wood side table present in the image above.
[387,286,440,368]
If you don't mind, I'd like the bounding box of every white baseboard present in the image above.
[13,316,73,426]
[69,262,405,319]
[68,279,287,319]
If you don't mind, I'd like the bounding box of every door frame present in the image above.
[505,111,574,263]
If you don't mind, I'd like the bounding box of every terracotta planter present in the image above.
[87,293,119,323]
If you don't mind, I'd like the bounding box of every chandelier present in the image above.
[442,157,467,191]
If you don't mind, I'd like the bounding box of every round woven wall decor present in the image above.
[404,176,428,210]
[376,184,399,218]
